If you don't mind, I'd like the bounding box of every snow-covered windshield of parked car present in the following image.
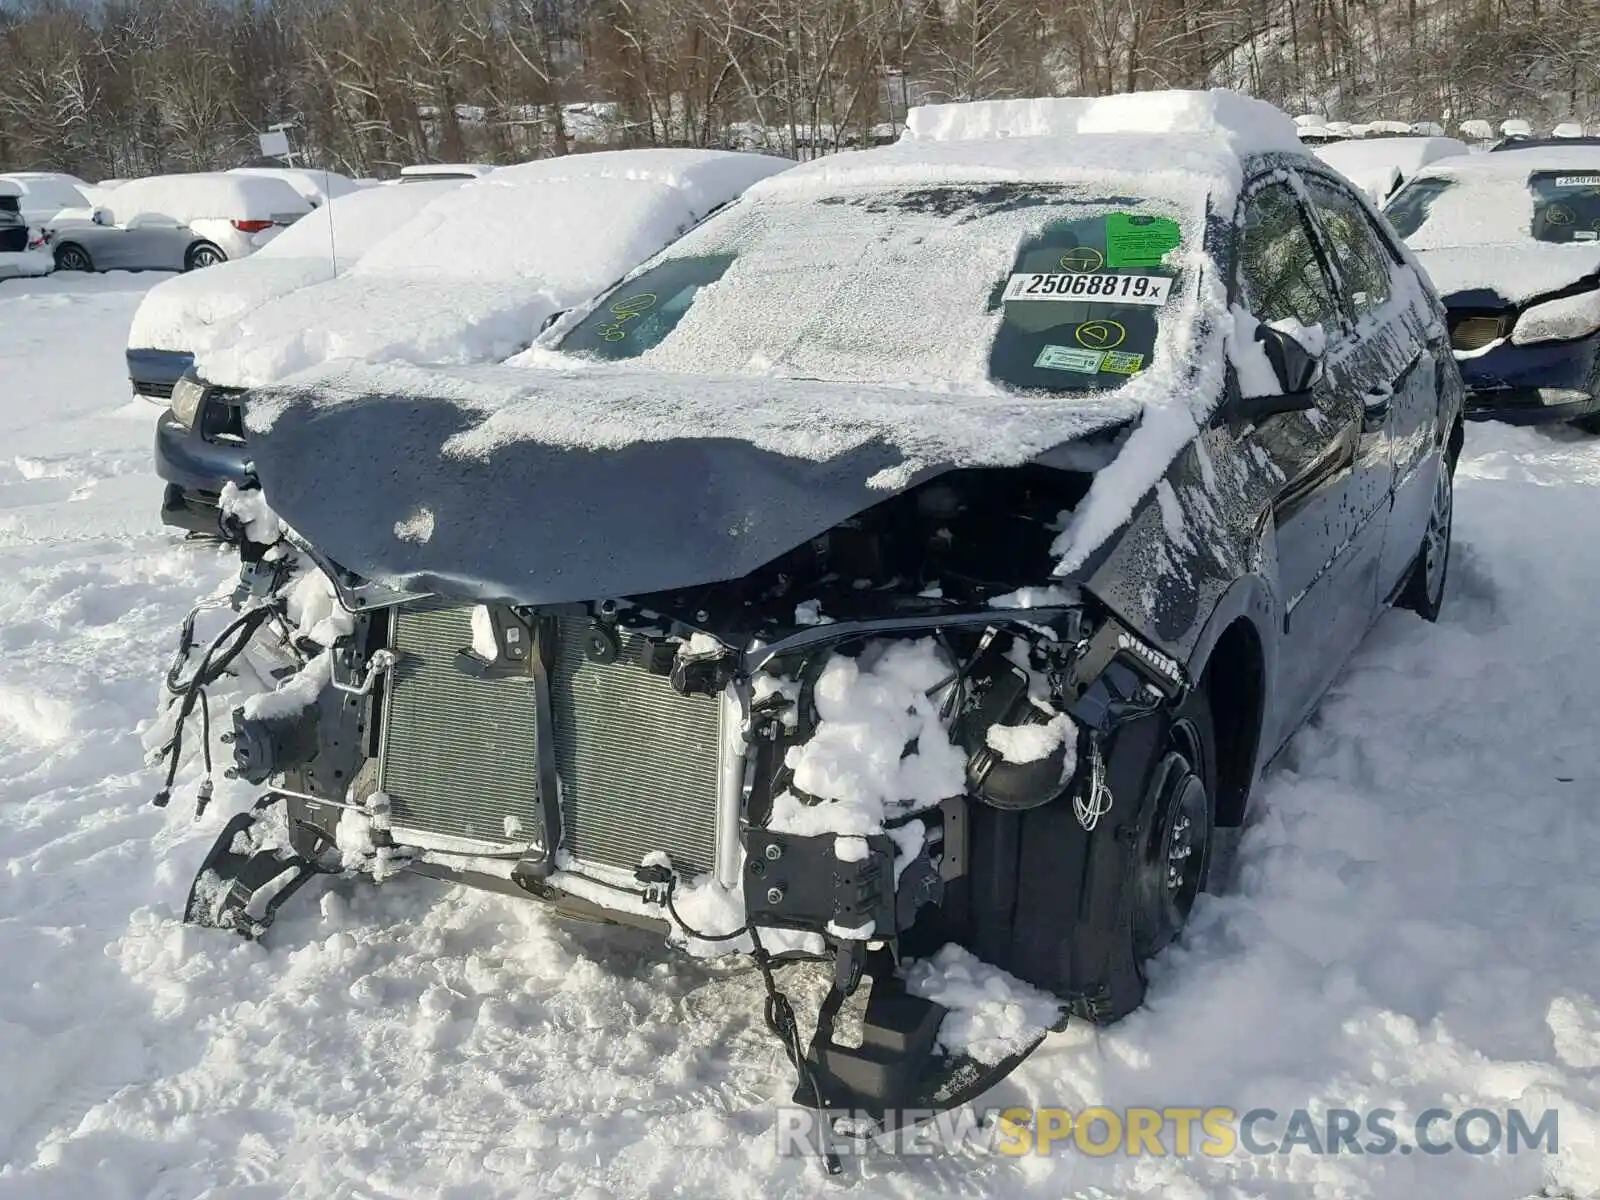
[556,185,1193,393]
[1387,170,1600,246]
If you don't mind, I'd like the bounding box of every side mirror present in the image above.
[1232,321,1321,421]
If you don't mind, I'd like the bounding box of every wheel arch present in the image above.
[1184,575,1277,829]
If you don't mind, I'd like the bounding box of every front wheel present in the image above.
[53,243,93,272]
[185,241,225,271]
[1398,452,1454,622]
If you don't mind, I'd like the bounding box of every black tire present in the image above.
[1128,687,1217,967]
[1398,449,1455,622]
[53,243,93,272]
[185,241,225,271]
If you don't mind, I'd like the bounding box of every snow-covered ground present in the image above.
[1,272,1597,1198]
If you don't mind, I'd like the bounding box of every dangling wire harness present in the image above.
[153,601,280,817]
[642,868,842,1175]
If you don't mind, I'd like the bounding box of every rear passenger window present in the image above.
[1236,184,1339,331]
[1302,177,1395,317]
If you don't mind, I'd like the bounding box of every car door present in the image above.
[1233,177,1391,739]
[1299,171,1447,596]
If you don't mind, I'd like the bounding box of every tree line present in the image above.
[1,0,1597,181]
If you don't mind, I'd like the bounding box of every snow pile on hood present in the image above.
[128,180,464,353]
[196,149,789,388]
[1313,136,1468,201]
[901,89,1302,157]
[904,943,1064,1065]
[766,639,965,838]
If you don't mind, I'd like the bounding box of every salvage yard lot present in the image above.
[1,272,1598,1198]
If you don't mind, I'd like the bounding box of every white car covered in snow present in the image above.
[47,173,312,274]
[140,178,468,531]
[0,171,92,227]
[166,92,1466,1132]
[1313,135,1470,203]
[227,167,361,208]
[154,148,792,532]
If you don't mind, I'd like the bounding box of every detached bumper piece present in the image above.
[183,799,330,940]
[1464,386,1600,425]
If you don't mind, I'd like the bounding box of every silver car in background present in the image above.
[48,173,311,273]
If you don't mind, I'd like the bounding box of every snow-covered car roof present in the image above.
[196,148,793,387]
[102,173,311,225]
[1312,136,1469,201]
[0,173,90,214]
[1389,145,1600,302]
[228,167,360,207]
[128,180,466,354]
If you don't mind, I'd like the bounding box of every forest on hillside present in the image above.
[2,0,1597,179]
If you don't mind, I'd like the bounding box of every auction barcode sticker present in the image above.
[1004,272,1172,305]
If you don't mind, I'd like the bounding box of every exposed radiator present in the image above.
[379,604,543,845]
[378,607,724,877]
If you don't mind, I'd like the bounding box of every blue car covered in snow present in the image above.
[1388,145,1600,429]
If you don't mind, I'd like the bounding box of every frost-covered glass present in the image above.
[558,184,1195,394]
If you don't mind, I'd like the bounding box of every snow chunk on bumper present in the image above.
[904,944,1064,1065]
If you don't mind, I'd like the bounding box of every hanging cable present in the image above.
[153,604,278,810]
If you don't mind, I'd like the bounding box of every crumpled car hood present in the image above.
[1413,243,1600,308]
[245,362,1138,604]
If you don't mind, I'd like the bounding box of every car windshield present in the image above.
[556,185,1195,394]
[1528,171,1600,242]
[1386,169,1600,245]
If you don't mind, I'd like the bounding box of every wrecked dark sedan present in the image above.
[159,92,1464,1136]
[1387,146,1600,428]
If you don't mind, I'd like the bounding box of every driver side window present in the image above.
[1236,183,1339,331]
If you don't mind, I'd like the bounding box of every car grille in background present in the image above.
[134,380,176,401]
[379,607,723,877]
[1449,314,1509,352]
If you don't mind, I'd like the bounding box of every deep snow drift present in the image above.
[0,272,1597,1198]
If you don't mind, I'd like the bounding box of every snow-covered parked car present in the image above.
[227,167,359,208]
[136,179,467,532]
[155,148,791,534]
[164,91,1464,1130]
[48,173,311,274]
[1386,145,1600,427]
[0,178,53,281]
[0,171,92,226]
[1313,135,1469,203]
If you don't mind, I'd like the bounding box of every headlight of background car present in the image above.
[169,376,207,428]
[1511,288,1600,346]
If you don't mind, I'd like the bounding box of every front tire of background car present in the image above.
[185,241,225,271]
[1398,448,1455,622]
[53,243,93,272]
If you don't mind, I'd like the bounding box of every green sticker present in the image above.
[1105,213,1182,268]
[1100,351,1145,375]
[1035,345,1105,374]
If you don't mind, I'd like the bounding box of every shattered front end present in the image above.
[168,460,1191,1141]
